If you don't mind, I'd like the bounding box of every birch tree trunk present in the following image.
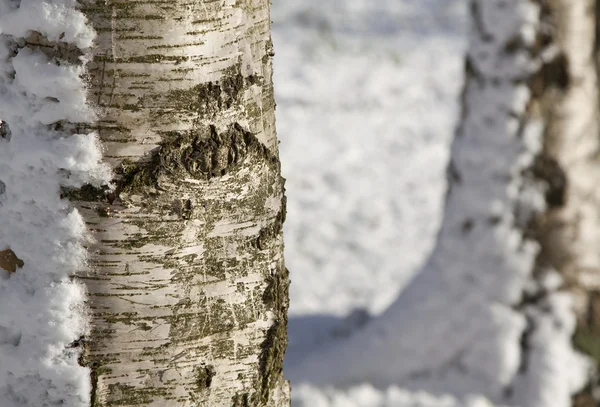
[66,1,290,406]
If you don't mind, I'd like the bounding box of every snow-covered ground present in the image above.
[273,0,466,319]
[271,0,473,404]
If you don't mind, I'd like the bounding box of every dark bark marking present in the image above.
[195,364,216,391]
[232,392,255,407]
[256,197,286,251]
[0,249,24,273]
[542,52,570,90]
[0,121,11,141]
[461,218,475,234]
[61,184,110,202]
[531,155,567,208]
[166,63,249,119]
[116,122,280,196]
[259,266,289,404]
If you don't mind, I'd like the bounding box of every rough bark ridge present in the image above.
[70,0,289,406]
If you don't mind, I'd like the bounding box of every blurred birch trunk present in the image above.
[68,1,290,405]
[530,1,600,405]
[461,0,600,404]
[282,1,600,405]
[468,0,600,404]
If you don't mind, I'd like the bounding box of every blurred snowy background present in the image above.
[271,0,472,405]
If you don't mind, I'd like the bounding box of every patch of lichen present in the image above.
[233,302,255,327]
[574,326,600,368]
[165,63,245,117]
[61,183,110,202]
[258,265,289,404]
[232,392,256,407]
[221,64,245,105]
[115,122,279,199]
[213,338,237,359]
[262,269,287,312]
[258,317,288,404]
[115,156,161,195]
[166,123,278,182]
[168,293,242,343]
[106,383,171,406]
[256,197,286,251]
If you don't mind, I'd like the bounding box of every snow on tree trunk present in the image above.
[0,1,109,406]
[66,0,289,406]
[287,1,597,406]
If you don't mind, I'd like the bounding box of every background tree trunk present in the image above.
[286,2,600,406]
[530,0,600,405]
[68,1,290,405]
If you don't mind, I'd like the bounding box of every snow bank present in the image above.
[292,384,503,407]
[273,0,466,318]
[0,2,109,406]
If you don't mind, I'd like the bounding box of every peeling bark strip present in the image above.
[73,0,289,406]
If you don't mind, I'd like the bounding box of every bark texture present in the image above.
[70,1,289,406]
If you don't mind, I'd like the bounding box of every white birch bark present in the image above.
[66,1,290,406]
